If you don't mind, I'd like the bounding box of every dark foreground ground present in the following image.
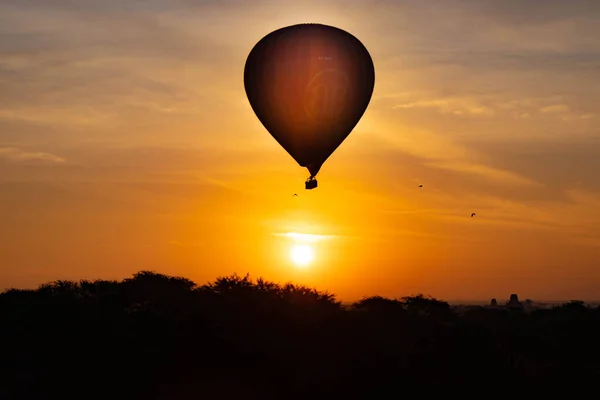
[1,271,599,399]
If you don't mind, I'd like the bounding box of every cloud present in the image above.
[273,232,338,243]
[540,104,571,114]
[389,92,590,122]
[393,97,495,117]
[369,119,540,188]
[0,146,65,163]
[380,224,486,243]
[389,187,600,247]
[424,161,539,187]
[378,187,600,255]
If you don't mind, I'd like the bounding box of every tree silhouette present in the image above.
[1,270,599,398]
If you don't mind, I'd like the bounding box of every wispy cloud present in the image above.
[0,147,65,163]
[273,232,338,243]
[370,120,540,188]
[389,92,590,122]
[540,104,570,114]
[383,188,600,247]
[424,161,539,187]
[393,97,495,117]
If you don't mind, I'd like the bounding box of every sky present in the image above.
[1,0,599,302]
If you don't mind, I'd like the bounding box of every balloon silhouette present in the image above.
[244,23,375,189]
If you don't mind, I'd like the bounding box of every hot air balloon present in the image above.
[244,23,375,190]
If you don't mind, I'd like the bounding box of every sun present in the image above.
[289,244,314,267]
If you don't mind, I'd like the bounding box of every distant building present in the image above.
[507,294,522,309]
[490,298,498,307]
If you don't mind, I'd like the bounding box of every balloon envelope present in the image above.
[244,23,375,179]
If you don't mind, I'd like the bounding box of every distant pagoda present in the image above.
[506,294,522,309]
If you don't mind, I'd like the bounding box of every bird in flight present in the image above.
[418,184,423,188]
[471,212,476,217]
[293,193,298,197]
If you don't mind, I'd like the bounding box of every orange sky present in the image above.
[1,0,600,302]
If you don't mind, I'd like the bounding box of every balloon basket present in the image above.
[305,178,318,190]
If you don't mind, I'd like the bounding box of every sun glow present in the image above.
[289,244,314,267]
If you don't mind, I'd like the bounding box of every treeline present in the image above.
[1,271,600,399]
